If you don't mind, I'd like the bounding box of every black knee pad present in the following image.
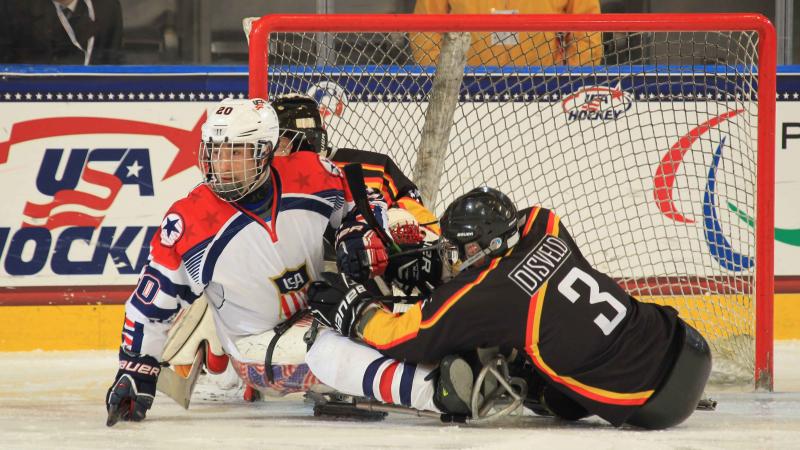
[626,321,712,429]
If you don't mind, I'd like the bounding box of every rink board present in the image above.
[0,66,799,351]
[1,294,799,351]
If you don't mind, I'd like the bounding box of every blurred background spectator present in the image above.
[119,0,178,64]
[0,0,123,64]
[410,0,603,67]
[0,0,794,66]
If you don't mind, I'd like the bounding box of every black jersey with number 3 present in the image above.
[361,206,681,426]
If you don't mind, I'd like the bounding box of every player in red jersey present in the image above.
[273,93,439,236]
[105,98,394,425]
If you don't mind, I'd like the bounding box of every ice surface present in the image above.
[1,342,799,449]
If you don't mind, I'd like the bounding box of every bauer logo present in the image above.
[561,84,633,122]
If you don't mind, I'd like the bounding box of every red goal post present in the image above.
[247,13,776,390]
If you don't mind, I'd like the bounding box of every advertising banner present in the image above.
[0,67,799,303]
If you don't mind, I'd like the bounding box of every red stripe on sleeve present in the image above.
[379,361,400,404]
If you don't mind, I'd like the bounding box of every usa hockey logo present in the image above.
[0,115,204,278]
[561,84,633,122]
[307,81,348,119]
[270,264,311,319]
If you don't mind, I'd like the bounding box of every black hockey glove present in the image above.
[307,271,376,337]
[335,214,389,283]
[105,349,160,427]
[384,242,445,295]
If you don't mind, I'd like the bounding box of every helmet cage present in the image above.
[279,124,327,153]
[274,94,329,153]
[198,138,275,202]
[439,229,519,275]
[278,127,327,154]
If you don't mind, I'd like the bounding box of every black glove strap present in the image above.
[265,310,309,383]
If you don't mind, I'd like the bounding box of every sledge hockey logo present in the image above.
[307,81,348,119]
[160,212,184,247]
[561,83,633,122]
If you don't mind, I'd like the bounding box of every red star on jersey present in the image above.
[201,211,218,229]
[293,173,311,189]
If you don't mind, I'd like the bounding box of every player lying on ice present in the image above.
[105,95,455,425]
[305,186,714,429]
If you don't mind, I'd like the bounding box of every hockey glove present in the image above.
[384,243,445,295]
[106,349,160,427]
[335,216,389,283]
[307,271,376,337]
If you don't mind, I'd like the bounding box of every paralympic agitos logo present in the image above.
[0,115,204,277]
[653,109,753,272]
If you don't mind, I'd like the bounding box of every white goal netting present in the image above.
[249,15,774,388]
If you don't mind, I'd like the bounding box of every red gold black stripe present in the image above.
[523,214,654,405]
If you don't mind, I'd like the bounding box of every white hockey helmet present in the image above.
[199,98,280,202]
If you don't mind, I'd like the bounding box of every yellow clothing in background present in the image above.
[412,0,602,66]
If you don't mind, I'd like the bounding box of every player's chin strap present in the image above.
[468,348,528,424]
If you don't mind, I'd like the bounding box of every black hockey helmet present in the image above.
[439,187,520,272]
[273,93,328,154]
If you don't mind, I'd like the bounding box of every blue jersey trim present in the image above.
[315,188,346,207]
[281,195,335,218]
[143,265,200,303]
[182,236,214,285]
[129,291,180,322]
[201,214,252,285]
[399,363,416,407]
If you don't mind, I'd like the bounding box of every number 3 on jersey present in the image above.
[557,267,627,335]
